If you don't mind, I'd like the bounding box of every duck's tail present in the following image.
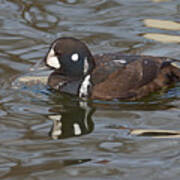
[169,60,180,81]
[161,59,180,82]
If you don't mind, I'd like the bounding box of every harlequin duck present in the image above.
[43,37,180,100]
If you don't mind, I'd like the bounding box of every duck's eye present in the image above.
[71,53,79,62]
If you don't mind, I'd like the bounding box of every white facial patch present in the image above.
[84,57,89,74]
[71,53,79,62]
[46,48,61,69]
[79,75,91,98]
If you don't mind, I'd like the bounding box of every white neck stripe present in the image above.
[79,74,91,98]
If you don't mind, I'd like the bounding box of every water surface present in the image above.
[0,0,180,179]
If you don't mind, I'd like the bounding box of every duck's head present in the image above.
[44,37,95,78]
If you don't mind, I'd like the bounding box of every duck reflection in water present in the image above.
[48,100,95,139]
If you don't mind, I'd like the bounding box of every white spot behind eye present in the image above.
[46,49,61,69]
[71,53,79,62]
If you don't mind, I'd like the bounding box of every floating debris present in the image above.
[130,129,180,138]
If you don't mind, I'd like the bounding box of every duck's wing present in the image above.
[91,53,180,100]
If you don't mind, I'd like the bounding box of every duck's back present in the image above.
[91,53,180,100]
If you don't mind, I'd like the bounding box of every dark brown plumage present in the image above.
[43,37,180,100]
